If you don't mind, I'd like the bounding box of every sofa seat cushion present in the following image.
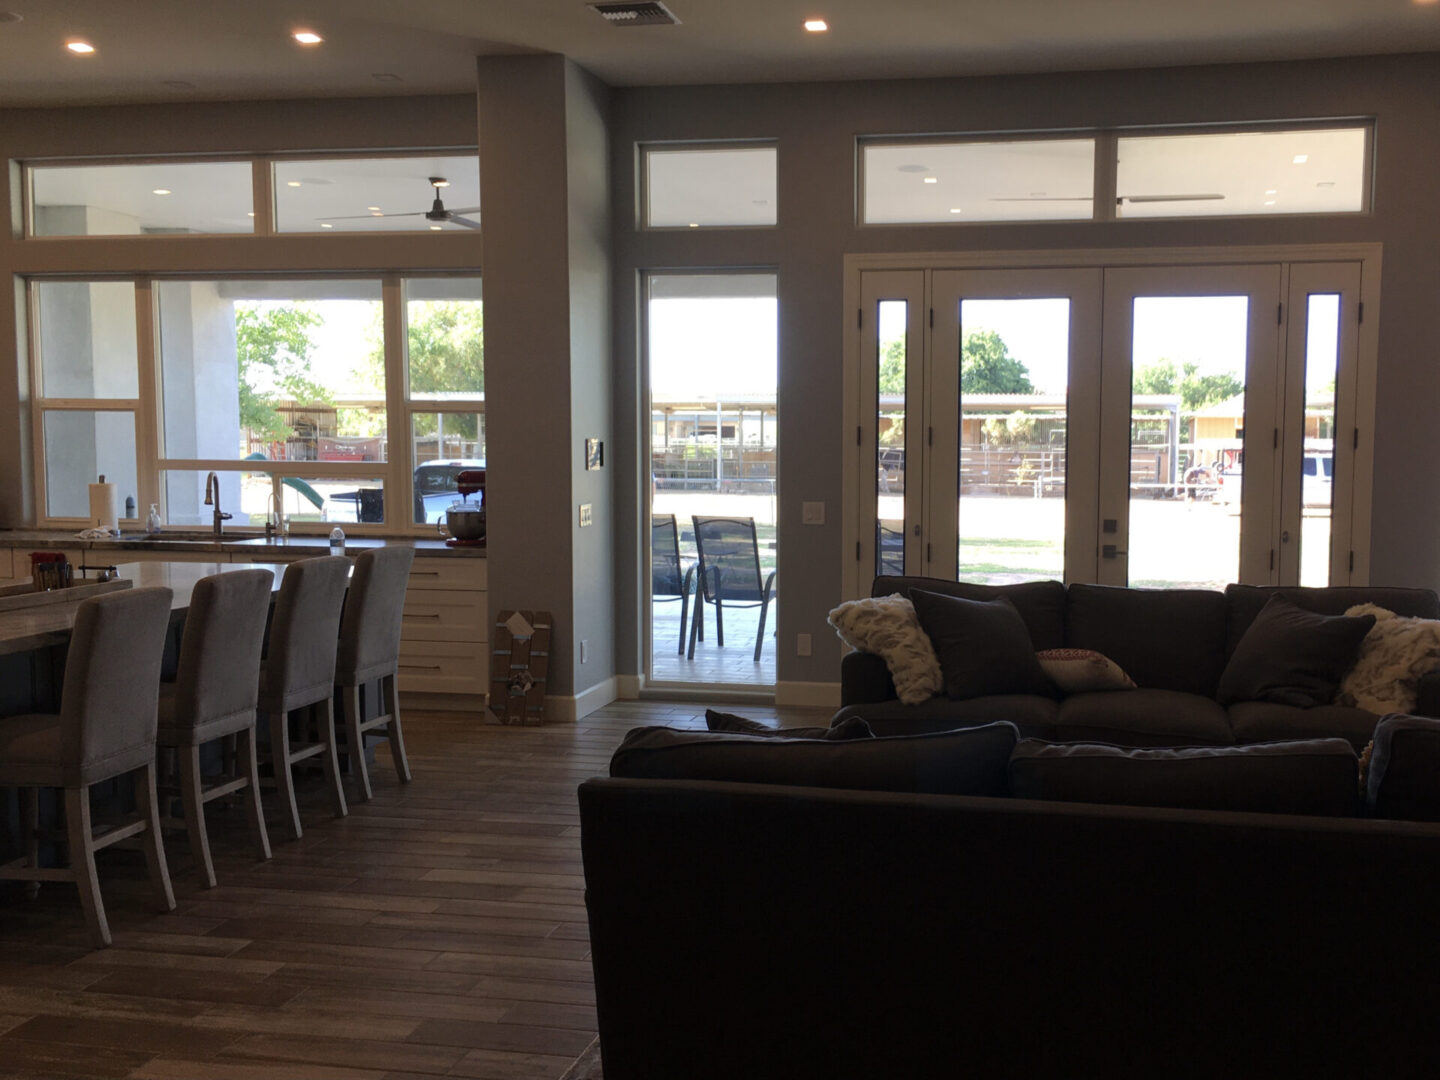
[1065,584,1229,696]
[610,721,1020,797]
[1055,689,1233,746]
[1008,737,1359,817]
[1228,701,1380,750]
[872,576,1067,651]
[1364,713,1440,821]
[830,695,1060,739]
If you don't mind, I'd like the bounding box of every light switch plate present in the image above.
[579,503,592,527]
[802,501,825,525]
[796,633,812,657]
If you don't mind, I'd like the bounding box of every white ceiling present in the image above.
[0,1,1437,107]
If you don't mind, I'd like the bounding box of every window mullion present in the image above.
[134,277,160,520]
[383,275,409,529]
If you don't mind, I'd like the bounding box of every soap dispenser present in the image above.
[145,503,163,535]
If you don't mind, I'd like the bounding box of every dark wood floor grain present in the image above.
[0,700,827,1079]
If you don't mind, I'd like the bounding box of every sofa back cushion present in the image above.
[1225,585,1440,658]
[1364,713,1440,821]
[872,576,1066,651]
[1065,584,1228,696]
[611,721,1020,797]
[909,590,1055,700]
[1009,738,1359,817]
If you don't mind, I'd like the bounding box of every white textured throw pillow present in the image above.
[1036,648,1136,693]
[1338,603,1440,714]
[828,594,943,705]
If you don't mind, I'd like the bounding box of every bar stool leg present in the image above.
[267,710,304,840]
[63,786,110,948]
[21,786,39,900]
[341,684,373,802]
[135,761,176,911]
[317,698,348,819]
[238,727,272,861]
[180,745,217,889]
[383,674,411,784]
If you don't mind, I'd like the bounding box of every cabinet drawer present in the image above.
[0,548,12,581]
[397,639,488,695]
[407,558,487,593]
[402,588,488,642]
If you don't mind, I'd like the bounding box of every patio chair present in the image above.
[652,514,698,654]
[688,515,777,663]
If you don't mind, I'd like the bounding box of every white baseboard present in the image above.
[616,674,645,699]
[544,676,619,723]
[775,681,842,708]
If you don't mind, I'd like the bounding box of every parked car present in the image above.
[1302,451,1333,508]
[413,459,485,524]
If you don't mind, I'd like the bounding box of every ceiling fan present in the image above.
[986,194,1226,204]
[318,176,481,229]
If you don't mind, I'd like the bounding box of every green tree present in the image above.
[367,302,485,440]
[1133,358,1243,413]
[961,329,1034,394]
[879,330,1034,395]
[234,304,330,441]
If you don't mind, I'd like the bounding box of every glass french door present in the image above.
[855,257,1368,594]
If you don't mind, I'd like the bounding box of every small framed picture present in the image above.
[585,437,604,471]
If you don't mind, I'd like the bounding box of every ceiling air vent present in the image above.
[589,2,681,27]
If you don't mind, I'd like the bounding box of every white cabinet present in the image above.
[398,558,488,699]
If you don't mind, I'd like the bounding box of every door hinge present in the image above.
[1269,549,1275,571]
[928,308,934,329]
[926,542,932,562]
[1358,301,1364,324]
[927,425,933,447]
[1277,302,1283,325]
[1273,427,1279,449]
[856,425,862,447]
[857,308,862,329]
[856,540,862,561]
[1349,551,1356,573]
[1353,427,1359,450]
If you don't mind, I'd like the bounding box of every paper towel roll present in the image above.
[88,482,119,533]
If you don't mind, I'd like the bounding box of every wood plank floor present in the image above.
[0,700,828,1079]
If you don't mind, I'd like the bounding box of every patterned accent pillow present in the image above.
[827,594,943,705]
[1338,603,1440,714]
[1036,648,1136,693]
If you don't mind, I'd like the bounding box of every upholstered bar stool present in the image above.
[0,587,176,948]
[336,546,415,801]
[259,555,350,839]
[155,569,274,888]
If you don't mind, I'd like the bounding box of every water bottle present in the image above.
[145,503,162,535]
[329,526,345,556]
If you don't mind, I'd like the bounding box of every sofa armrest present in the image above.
[1414,667,1440,719]
[840,650,895,705]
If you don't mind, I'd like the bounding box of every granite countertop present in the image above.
[0,530,485,559]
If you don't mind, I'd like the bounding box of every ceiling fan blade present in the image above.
[317,210,428,220]
[442,206,481,215]
[444,215,482,230]
[1118,193,1225,203]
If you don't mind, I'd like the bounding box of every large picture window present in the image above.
[25,275,482,532]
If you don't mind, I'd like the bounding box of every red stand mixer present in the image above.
[444,469,486,547]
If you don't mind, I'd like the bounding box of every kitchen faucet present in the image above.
[203,472,232,538]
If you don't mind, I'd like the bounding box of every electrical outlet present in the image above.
[796,633,812,657]
[580,639,589,664]
[579,503,592,527]
[802,501,825,525]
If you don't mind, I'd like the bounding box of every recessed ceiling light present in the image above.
[949,208,963,214]
[65,40,95,54]
[923,177,938,184]
[688,223,699,228]
[293,30,323,45]
[321,223,334,229]
[151,188,172,196]
[370,211,384,217]
[286,181,302,188]
[431,178,451,188]
[1292,154,1308,164]
[367,206,381,212]
[429,225,442,231]
[1264,199,1277,206]
[804,18,828,32]
[247,212,255,217]
[1265,189,1277,195]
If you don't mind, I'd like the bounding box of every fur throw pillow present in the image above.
[1338,603,1440,714]
[828,593,943,705]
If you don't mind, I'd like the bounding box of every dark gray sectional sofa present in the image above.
[834,575,1440,747]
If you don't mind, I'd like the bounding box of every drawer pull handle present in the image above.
[400,663,444,671]
[403,612,442,619]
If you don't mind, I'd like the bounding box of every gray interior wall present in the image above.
[565,63,616,693]
[476,55,580,697]
[610,52,1440,686]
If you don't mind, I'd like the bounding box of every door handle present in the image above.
[1102,544,1128,559]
